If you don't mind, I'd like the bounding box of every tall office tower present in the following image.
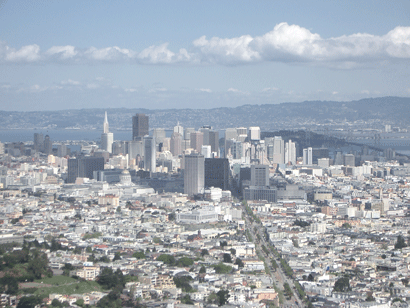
[251,164,269,187]
[303,147,313,165]
[225,128,238,141]
[43,135,52,155]
[34,133,44,152]
[0,141,4,155]
[144,136,156,172]
[182,139,191,151]
[248,127,261,141]
[236,127,247,136]
[205,158,230,190]
[153,128,166,145]
[132,113,149,141]
[231,140,243,159]
[200,126,212,145]
[174,122,183,135]
[201,145,212,158]
[101,111,114,153]
[184,153,205,196]
[265,137,284,164]
[343,154,355,166]
[190,131,203,153]
[208,130,219,154]
[128,140,143,164]
[67,156,104,183]
[334,152,343,165]
[112,141,128,155]
[184,127,195,140]
[57,144,67,157]
[285,139,296,165]
[170,132,182,156]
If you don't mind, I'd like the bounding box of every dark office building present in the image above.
[312,148,329,164]
[208,130,219,153]
[33,133,44,152]
[205,158,230,190]
[43,135,52,155]
[132,113,149,141]
[67,156,104,183]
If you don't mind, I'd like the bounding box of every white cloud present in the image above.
[5,44,41,62]
[262,87,279,92]
[46,45,77,60]
[0,23,410,67]
[61,79,80,86]
[198,88,212,93]
[193,34,259,64]
[227,88,249,95]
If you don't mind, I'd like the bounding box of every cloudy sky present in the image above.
[0,0,410,111]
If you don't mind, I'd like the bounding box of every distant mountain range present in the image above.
[1,96,409,130]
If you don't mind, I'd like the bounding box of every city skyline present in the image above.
[0,1,409,110]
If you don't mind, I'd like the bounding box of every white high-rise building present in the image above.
[248,127,261,141]
[153,128,166,145]
[303,147,313,165]
[285,139,296,165]
[144,136,156,172]
[184,153,205,196]
[174,122,184,135]
[101,111,114,153]
[201,145,212,158]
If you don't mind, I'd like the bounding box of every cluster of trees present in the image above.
[283,283,293,298]
[0,245,52,295]
[156,254,194,267]
[293,219,311,227]
[207,290,230,306]
[395,235,408,250]
[133,251,146,259]
[173,276,194,292]
[88,254,111,263]
[333,276,351,292]
[212,263,232,274]
[96,268,126,308]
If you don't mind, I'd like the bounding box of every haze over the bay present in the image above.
[0,1,410,110]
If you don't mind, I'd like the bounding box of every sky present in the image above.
[0,0,409,111]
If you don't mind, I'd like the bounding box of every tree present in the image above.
[199,266,206,273]
[168,212,176,221]
[201,249,209,257]
[97,268,125,290]
[133,251,146,259]
[235,258,244,268]
[51,299,63,307]
[230,248,236,256]
[17,296,42,308]
[223,253,232,263]
[395,235,407,249]
[157,254,175,265]
[176,257,194,267]
[334,277,351,292]
[181,294,193,305]
[2,275,18,295]
[173,276,193,292]
[283,282,293,298]
[113,252,121,261]
[216,290,230,306]
[220,241,227,248]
